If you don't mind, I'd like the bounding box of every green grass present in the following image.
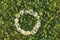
[0,0,60,40]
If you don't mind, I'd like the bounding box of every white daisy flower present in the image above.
[34,12,38,17]
[23,31,31,35]
[14,18,19,24]
[15,14,20,18]
[19,10,24,15]
[20,29,25,34]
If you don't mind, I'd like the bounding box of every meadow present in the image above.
[0,0,60,40]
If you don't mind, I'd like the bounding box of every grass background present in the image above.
[0,0,60,40]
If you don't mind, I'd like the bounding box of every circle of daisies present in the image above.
[14,9,41,36]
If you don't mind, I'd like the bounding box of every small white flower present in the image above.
[37,16,39,19]
[17,27,21,31]
[23,31,31,35]
[20,29,25,34]
[34,12,38,17]
[37,20,41,27]
[19,10,24,14]
[14,18,19,23]
[31,30,37,35]
[15,14,20,18]
[33,26,39,30]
